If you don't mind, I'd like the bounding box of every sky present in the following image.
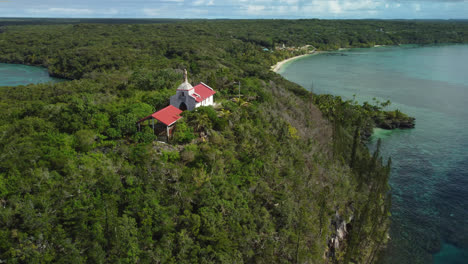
[0,0,467,19]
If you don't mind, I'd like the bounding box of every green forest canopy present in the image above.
[0,19,466,263]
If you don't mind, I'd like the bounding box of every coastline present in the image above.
[272,45,391,73]
[271,51,319,73]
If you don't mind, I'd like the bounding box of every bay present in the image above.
[279,44,468,263]
[0,63,63,86]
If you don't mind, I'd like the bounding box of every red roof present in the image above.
[152,105,183,126]
[191,82,216,103]
[137,105,182,126]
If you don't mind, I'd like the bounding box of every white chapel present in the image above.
[170,69,216,111]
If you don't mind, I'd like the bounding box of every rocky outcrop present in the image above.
[326,210,354,261]
[374,110,416,130]
[377,117,415,129]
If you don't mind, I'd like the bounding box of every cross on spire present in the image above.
[184,69,188,83]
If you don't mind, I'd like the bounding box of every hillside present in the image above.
[1,19,465,263]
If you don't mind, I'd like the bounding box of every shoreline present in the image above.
[271,51,319,73]
[271,45,390,73]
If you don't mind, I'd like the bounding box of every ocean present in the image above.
[279,44,468,263]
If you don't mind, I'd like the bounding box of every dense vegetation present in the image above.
[0,19,466,263]
[1,19,468,79]
[314,95,415,138]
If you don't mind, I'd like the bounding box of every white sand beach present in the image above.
[271,51,319,73]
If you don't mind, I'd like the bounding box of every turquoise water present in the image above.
[0,63,62,86]
[280,45,468,263]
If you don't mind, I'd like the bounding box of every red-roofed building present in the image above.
[137,70,216,141]
[137,105,182,139]
[138,105,182,126]
[170,69,216,111]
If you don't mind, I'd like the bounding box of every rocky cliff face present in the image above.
[326,210,353,261]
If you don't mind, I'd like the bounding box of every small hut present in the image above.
[137,105,182,140]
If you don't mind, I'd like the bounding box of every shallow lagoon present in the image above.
[0,63,63,86]
[280,45,468,263]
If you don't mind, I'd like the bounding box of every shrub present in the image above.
[132,126,156,143]
[75,129,97,152]
[172,119,196,144]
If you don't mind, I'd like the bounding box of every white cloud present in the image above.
[279,0,299,4]
[142,8,161,16]
[25,7,119,16]
[328,1,342,14]
[102,8,119,15]
[193,0,215,6]
[28,8,95,15]
[341,0,383,11]
[246,5,266,14]
[286,0,388,17]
